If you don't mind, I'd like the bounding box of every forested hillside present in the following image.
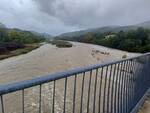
[0,24,46,58]
[57,27,150,53]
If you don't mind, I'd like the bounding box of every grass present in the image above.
[49,40,73,48]
[0,43,41,60]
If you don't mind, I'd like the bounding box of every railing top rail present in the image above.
[0,52,149,95]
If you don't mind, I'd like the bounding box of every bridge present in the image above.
[0,53,150,113]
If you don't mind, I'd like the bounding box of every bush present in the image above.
[50,40,73,48]
[122,54,127,59]
[0,46,8,54]
[0,42,25,54]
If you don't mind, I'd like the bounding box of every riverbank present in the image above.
[0,43,41,60]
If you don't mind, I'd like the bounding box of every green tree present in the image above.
[83,32,94,43]
[136,27,148,45]
[8,29,21,42]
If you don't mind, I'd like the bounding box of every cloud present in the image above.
[34,0,150,27]
[0,0,150,35]
[0,0,78,35]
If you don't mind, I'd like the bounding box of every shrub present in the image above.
[50,40,73,48]
[122,54,127,59]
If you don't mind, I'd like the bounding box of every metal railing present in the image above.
[0,53,150,113]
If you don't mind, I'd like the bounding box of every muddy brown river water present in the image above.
[0,42,138,113]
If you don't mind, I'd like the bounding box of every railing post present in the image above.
[73,75,77,113]
[98,67,103,113]
[106,65,113,113]
[103,66,108,113]
[87,70,92,113]
[80,72,85,113]
[0,95,4,113]
[93,69,98,113]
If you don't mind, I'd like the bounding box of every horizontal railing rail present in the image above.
[0,52,150,113]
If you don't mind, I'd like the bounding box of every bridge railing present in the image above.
[0,53,150,113]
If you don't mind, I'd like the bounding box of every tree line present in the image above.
[58,27,150,53]
[0,28,45,44]
[0,28,45,54]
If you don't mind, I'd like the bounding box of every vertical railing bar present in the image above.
[123,60,128,113]
[122,61,128,113]
[117,62,123,113]
[146,56,150,88]
[87,70,92,113]
[52,80,56,113]
[126,60,130,113]
[133,60,140,107]
[63,77,68,113]
[114,63,120,113]
[144,57,149,89]
[136,61,142,104]
[0,95,4,113]
[124,60,128,113]
[106,64,113,113]
[127,60,131,113]
[80,72,85,113]
[102,66,108,113]
[131,60,136,108]
[73,75,77,113]
[22,89,25,113]
[132,61,137,110]
[142,58,146,93]
[137,60,141,98]
[39,84,42,113]
[130,60,134,111]
[138,60,145,101]
[98,67,103,113]
[140,60,146,96]
[93,68,98,113]
[110,64,117,113]
[120,61,126,113]
[128,60,131,112]
[137,61,143,104]
[147,56,150,87]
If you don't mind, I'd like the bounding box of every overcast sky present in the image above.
[0,0,150,35]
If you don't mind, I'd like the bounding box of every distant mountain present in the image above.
[57,20,150,38]
[31,31,52,38]
[41,33,52,38]
[136,20,150,28]
[59,26,118,37]
[0,22,52,39]
[58,25,137,38]
[0,23,6,28]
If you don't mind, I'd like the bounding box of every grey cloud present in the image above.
[0,0,150,35]
[0,0,78,35]
[34,0,150,28]
[34,0,102,27]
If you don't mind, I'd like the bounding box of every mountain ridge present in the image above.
[0,22,52,38]
[58,20,150,38]
[0,23,6,28]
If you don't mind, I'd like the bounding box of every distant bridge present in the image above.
[0,53,150,113]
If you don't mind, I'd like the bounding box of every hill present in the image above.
[31,31,52,39]
[0,22,47,59]
[0,23,6,28]
[56,20,150,53]
[58,20,150,38]
[59,26,118,37]
[136,20,150,28]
